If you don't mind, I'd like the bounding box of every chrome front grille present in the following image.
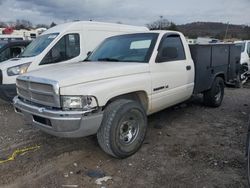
[16,76,60,108]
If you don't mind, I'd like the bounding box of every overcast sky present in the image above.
[0,0,250,26]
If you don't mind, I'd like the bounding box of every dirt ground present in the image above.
[0,82,250,188]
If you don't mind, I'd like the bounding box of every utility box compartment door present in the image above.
[228,45,241,81]
[190,45,212,94]
[211,45,229,67]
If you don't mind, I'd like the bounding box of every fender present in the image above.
[209,71,226,89]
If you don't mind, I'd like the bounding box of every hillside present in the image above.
[177,22,250,40]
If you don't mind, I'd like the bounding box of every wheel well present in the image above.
[104,91,149,111]
[216,73,225,82]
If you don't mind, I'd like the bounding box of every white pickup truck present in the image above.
[13,31,241,158]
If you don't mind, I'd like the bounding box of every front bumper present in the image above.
[13,96,103,138]
[0,84,16,102]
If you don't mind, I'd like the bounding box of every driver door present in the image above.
[150,34,194,113]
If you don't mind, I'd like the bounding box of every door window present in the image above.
[156,35,186,63]
[0,48,10,62]
[10,47,23,58]
[40,33,80,65]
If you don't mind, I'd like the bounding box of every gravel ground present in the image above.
[0,82,250,188]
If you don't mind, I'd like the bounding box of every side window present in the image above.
[247,42,250,56]
[156,35,186,63]
[10,47,22,58]
[0,48,10,62]
[41,33,80,65]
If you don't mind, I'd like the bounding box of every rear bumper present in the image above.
[0,84,16,102]
[13,96,103,138]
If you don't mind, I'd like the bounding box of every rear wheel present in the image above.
[97,99,147,158]
[203,77,224,107]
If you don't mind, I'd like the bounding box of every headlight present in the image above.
[7,62,31,76]
[61,96,98,110]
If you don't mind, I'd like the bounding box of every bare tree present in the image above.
[36,24,49,29]
[146,18,171,30]
[0,21,7,28]
[50,22,57,28]
[15,19,33,30]
[168,22,178,31]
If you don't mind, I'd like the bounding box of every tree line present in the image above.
[1,18,250,40]
[0,19,57,30]
[146,19,250,40]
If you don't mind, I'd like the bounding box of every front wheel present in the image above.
[97,99,147,158]
[203,77,224,107]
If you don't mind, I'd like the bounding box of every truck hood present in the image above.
[0,57,35,70]
[24,61,150,87]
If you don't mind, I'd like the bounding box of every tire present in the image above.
[203,77,224,107]
[97,99,147,158]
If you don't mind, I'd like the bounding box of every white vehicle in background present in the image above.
[235,40,250,80]
[0,21,148,101]
[0,35,26,41]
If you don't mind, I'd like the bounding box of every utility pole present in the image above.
[224,22,229,40]
[159,15,163,30]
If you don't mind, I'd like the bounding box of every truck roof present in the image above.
[42,21,149,36]
[99,30,182,37]
[145,30,182,35]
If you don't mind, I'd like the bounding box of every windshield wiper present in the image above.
[98,58,119,62]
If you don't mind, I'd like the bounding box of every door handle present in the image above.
[186,65,191,71]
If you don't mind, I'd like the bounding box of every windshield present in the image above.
[0,42,7,49]
[20,33,59,57]
[235,42,245,52]
[86,33,159,63]
[0,44,5,49]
